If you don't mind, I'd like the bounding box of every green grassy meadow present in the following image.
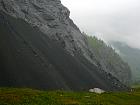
[0,88,140,105]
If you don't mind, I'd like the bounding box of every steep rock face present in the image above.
[0,0,131,89]
[0,0,94,63]
[0,12,128,91]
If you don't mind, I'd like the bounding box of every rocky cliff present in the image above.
[0,0,94,62]
[0,0,131,90]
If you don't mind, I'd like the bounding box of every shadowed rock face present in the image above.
[0,0,131,84]
[0,12,128,91]
[0,0,131,90]
[0,0,132,84]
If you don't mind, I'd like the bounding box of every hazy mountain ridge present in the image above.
[110,41,140,83]
[86,35,132,85]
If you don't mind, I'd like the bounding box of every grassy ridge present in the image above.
[0,88,140,105]
[131,84,140,88]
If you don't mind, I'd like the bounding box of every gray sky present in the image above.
[61,0,140,49]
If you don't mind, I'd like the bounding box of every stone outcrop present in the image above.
[0,0,131,90]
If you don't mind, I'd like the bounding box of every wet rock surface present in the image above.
[0,0,131,90]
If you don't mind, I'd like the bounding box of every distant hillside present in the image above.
[110,41,140,83]
[86,35,132,85]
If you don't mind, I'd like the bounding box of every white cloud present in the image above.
[61,0,140,49]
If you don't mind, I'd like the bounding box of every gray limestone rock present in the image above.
[0,0,131,85]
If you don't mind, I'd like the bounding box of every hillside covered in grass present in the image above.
[86,35,131,85]
[0,88,140,105]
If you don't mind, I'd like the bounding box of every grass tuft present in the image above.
[0,88,140,105]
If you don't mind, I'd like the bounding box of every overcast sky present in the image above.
[61,0,140,49]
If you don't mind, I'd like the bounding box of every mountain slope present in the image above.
[86,36,132,85]
[110,41,140,83]
[0,12,128,91]
[0,0,132,84]
[0,0,131,91]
